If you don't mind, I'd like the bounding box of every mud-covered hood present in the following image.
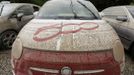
[18,19,119,51]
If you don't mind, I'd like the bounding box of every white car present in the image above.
[11,0,125,75]
[102,6,134,59]
[0,1,40,49]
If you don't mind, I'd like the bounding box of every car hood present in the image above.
[18,19,119,51]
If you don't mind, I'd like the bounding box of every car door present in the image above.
[123,6,134,49]
[113,7,131,49]
[15,5,34,30]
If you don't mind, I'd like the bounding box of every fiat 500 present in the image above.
[11,0,125,75]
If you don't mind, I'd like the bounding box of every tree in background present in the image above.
[90,0,132,11]
[11,0,46,5]
[0,0,46,5]
[0,0,133,11]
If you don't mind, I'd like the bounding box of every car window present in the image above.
[36,0,100,20]
[17,5,34,15]
[127,6,134,18]
[102,7,127,19]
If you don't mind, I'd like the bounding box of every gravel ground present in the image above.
[124,53,134,75]
[0,50,12,75]
[0,50,134,75]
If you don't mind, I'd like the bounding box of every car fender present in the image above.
[0,18,19,34]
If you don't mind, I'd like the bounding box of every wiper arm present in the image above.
[70,0,78,19]
[77,0,98,19]
[0,5,4,16]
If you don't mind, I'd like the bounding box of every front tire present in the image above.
[0,30,17,49]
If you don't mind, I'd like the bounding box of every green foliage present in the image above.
[10,0,46,6]
[0,0,133,10]
[32,0,46,6]
[131,0,134,4]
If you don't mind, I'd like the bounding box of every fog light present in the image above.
[11,37,23,59]
[113,40,125,72]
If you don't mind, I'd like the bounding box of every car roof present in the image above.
[125,5,134,8]
[0,3,39,16]
[0,3,39,8]
[0,3,40,12]
[105,5,134,9]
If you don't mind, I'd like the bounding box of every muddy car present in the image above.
[11,0,125,75]
[101,6,134,59]
[0,2,40,49]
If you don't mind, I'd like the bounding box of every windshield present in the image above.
[36,0,100,20]
[127,6,134,18]
[0,4,16,16]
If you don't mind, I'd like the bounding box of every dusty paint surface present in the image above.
[18,19,119,51]
[33,22,99,42]
[12,19,124,75]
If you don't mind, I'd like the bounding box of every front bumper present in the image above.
[12,48,121,75]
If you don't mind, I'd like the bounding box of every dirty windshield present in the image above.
[37,0,100,20]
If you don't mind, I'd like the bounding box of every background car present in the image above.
[0,1,40,49]
[101,6,134,59]
[11,0,125,75]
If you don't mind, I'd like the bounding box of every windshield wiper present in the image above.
[77,0,98,19]
[0,5,4,16]
[70,0,78,19]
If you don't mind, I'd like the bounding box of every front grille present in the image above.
[16,48,120,75]
[30,67,105,74]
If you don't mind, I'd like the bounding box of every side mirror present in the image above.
[33,11,39,17]
[17,13,24,21]
[116,16,128,22]
[17,13,24,18]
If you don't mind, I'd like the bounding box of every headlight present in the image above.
[113,40,125,72]
[11,37,23,59]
